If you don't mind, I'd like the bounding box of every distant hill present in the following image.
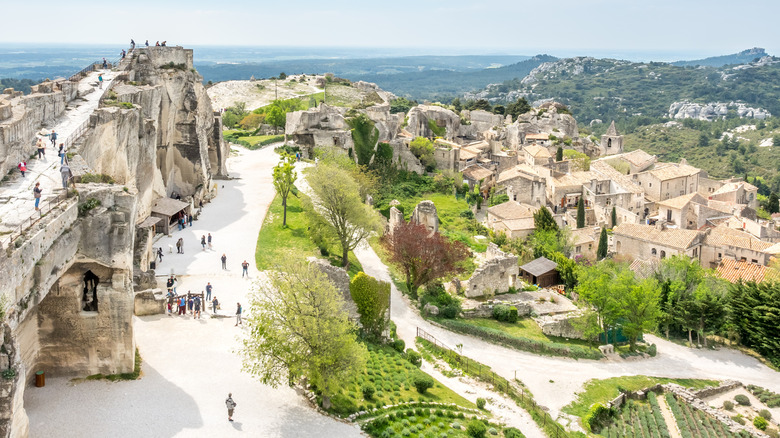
[348,55,558,102]
[468,55,780,130]
[672,47,768,67]
[194,55,531,83]
[0,78,39,94]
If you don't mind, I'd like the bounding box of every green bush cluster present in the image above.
[78,198,101,216]
[723,400,734,410]
[419,284,461,319]
[405,349,421,368]
[600,398,671,438]
[754,416,768,431]
[466,419,487,438]
[413,374,434,394]
[491,304,518,323]
[159,62,187,71]
[734,394,750,406]
[437,319,602,359]
[747,385,780,407]
[80,173,115,184]
[583,403,613,432]
[647,344,657,357]
[392,339,405,353]
[476,398,486,410]
[362,383,375,400]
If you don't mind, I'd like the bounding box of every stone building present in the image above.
[612,223,704,261]
[486,201,537,239]
[519,257,559,288]
[709,181,759,211]
[599,121,624,156]
[496,165,546,207]
[633,162,700,202]
[458,243,519,298]
[701,225,776,268]
[410,200,439,233]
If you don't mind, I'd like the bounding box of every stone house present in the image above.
[718,216,780,243]
[589,161,646,214]
[496,164,546,207]
[486,200,537,239]
[652,192,710,229]
[633,162,701,202]
[458,243,519,298]
[571,228,597,260]
[701,225,775,267]
[462,164,494,191]
[612,223,704,261]
[599,149,656,174]
[599,121,624,156]
[522,144,553,167]
[524,133,551,146]
[548,171,598,210]
[519,257,559,288]
[709,181,759,210]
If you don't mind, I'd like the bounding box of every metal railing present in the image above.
[0,190,72,251]
[416,327,571,438]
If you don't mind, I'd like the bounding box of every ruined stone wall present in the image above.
[460,243,519,298]
[309,258,358,321]
[411,201,439,233]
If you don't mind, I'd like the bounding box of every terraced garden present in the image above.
[598,396,671,438]
[664,393,751,438]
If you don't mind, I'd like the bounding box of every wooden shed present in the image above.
[519,256,559,288]
[150,198,190,235]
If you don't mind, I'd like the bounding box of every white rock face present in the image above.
[668,101,771,121]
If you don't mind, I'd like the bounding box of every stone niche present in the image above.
[34,261,135,378]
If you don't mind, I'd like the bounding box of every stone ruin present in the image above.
[457,243,518,298]
[387,200,439,235]
[308,257,359,321]
[537,311,587,340]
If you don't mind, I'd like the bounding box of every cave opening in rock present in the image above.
[82,270,99,312]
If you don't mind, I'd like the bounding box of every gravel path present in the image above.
[24,145,363,438]
[657,394,682,438]
[351,243,780,421]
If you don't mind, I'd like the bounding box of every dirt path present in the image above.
[657,394,682,438]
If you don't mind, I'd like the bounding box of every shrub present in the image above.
[350,272,391,340]
[406,349,422,367]
[328,393,357,416]
[487,427,498,436]
[476,398,486,410]
[80,173,115,184]
[393,339,406,353]
[647,344,657,357]
[584,403,613,433]
[362,383,375,400]
[503,427,524,438]
[754,416,768,431]
[78,197,102,216]
[491,304,518,323]
[413,374,434,394]
[723,400,734,410]
[732,414,746,425]
[466,420,487,438]
[734,394,750,406]
[439,304,460,319]
[760,409,772,420]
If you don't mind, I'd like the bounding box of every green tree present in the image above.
[768,192,779,214]
[265,98,302,134]
[655,255,705,342]
[621,278,660,350]
[409,136,436,169]
[272,153,297,227]
[347,114,379,166]
[576,261,629,344]
[389,97,417,114]
[349,272,391,340]
[533,206,559,233]
[240,255,367,407]
[596,227,608,259]
[556,145,563,162]
[576,198,585,228]
[611,206,617,228]
[451,97,462,113]
[306,164,382,269]
[505,97,531,119]
[698,132,710,147]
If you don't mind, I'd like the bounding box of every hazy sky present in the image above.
[1,0,778,58]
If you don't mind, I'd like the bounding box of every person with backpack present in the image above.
[18,161,27,177]
[33,182,42,210]
[157,247,163,263]
[225,393,236,421]
[178,296,186,315]
[235,303,242,326]
[194,296,201,319]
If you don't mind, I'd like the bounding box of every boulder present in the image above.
[406,105,460,140]
[423,303,440,316]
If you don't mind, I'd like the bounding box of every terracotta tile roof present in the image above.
[629,258,660,279]
[716,259,778,283]
[620,149,656,168]
[648,163,701,181]
[500,217,536,231]
[613,223,701,250]
[487,200,536,220]
[705,225,774,252]
[462,165,494,182]
[657,192,708,210]
[459,148,479,160]
[524,144,552,158]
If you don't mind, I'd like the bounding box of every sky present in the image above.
[0,0,778,60]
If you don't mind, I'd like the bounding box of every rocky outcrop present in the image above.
[505,102,580,150]
[537,312,586,339]
[406,105,460,141]
[410,200,439,233]
[308,258,358,321]
[668,101,771,121]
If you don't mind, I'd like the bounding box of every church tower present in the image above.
[600,121,623,156]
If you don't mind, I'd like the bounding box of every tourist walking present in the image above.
[225,393,236,421]
[241,260,249,278]
[207,233,212,249]
[166,292,173,315]
[235,303,242,326]
[36,138,45,159]
[205,282,212,300]
[157,247,163,263]
[201,235,206,251]
[188,214,193,227]
[176,238,182,254]
[102,58,108,69]
[178,296,186,315]
[33,183,42,210]
[221,254,227,270]
[194,296,201,319]
[98,73,103,89]
[60,164,72,189]
[50,129,57,146]
[58,143,66,165]
[188,295,194,314]
[18,161,27,177]
[121,49,126,59]
[212,296,219,314]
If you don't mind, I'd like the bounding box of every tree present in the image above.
[698,132,710,147]
[349,272,391,340]
[556,145,563,162]
[596,227,608,259]
[409,136,436,169]
[655,255,706,342]
[306,163,382,269]
[611,206,617,228]
[273,153,297,226]
[240,255,367,407]
[382,221,470,299]
[576,198,585,228]
[390,97,417,114]
[451,97,462,113]
[347,114,379,166]
[278,72,287,80]
[728,281,780,366]
[505,97,531,119]
[768,192,779,214]
[621,278,660,350]
[265,98,302,134]
[575,261,629,344]
[533,207,559,233]
[239,113,265,130]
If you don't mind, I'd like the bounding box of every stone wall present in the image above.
[537,312,586,339]
[410,200,439,233]
[134,289,165,316]
[460,243,519,298]
[308,258,359,321]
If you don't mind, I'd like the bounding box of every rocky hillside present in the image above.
[467,55,780,127]
[671,47,768,67]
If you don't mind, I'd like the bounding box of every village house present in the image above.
[598,121,625,156]
[612,223,704,261]
[496,164,546,207]
[486,200,537,239]
[599,149,657,174]
[523,132,551,146]
[462,164,495,191]
[651,192,711,229]
[522,144,553,167]
[709,180,759,210]
[701,224,776,267]
[715,258,779,284]
[633,162,701,202]
[571,228,597,260]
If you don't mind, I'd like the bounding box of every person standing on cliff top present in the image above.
[98,73,103,89]
[145,40,149,47]
[102,58,108,69]
[130,39,135,50]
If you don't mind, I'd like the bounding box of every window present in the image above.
[693,248,698,257]
[752,259,758,264]
[576,245,581,252]
[651,248,657,256]
[718,253,722,259]
[607,138,612,148]
[660,250,666,259]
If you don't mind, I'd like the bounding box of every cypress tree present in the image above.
[576,198,585,228]
[556,145,563,162]
[769,192,780,214]
[597,227,608,259]
[533,206,559,233]
[611,206,617,228]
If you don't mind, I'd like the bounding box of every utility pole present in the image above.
[274,77,278,101]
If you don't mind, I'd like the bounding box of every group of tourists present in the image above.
[177,211,192,230]
[164,276,220,319]
[19,129,74,210]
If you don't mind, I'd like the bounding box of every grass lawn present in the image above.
[563,376,720,418]
[332,343,475,417]
[395,193,487,253]
[460,318,595,348]
[256,193,364,278]
[238,134,284,149]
